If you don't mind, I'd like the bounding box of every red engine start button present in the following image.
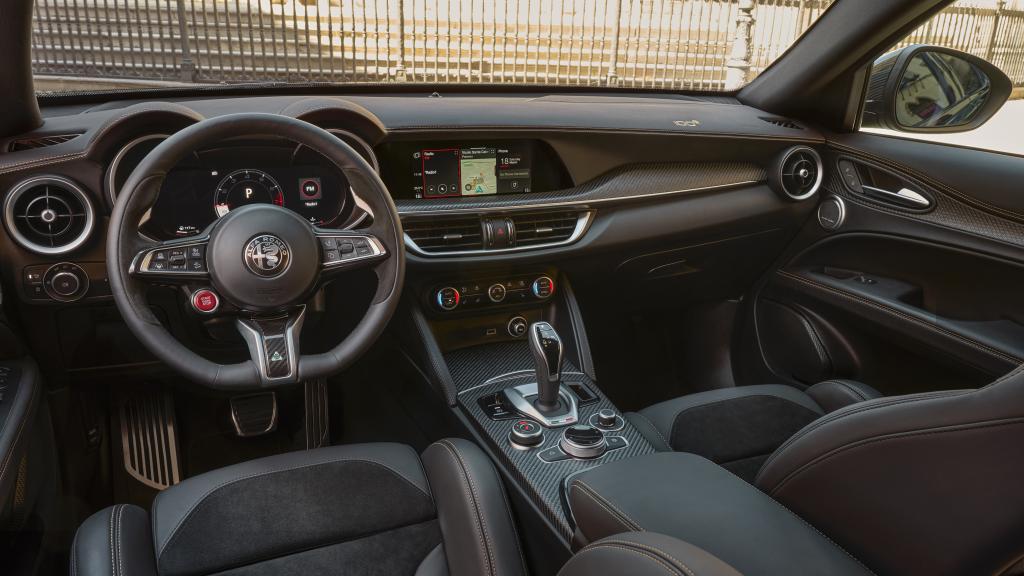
[192,289,220,313]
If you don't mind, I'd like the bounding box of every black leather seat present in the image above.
[579,364,1024,575]
[626,379,881,481]
[71,439,526,576]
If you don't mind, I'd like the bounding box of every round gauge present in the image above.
[213,169,284,217]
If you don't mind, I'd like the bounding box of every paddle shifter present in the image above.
[529,321,563,412]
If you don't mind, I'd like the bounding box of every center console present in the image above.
[406,271,655,544]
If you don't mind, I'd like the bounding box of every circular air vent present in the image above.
[772,146,823,201]
[4,176,96,255]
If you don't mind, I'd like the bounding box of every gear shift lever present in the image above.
[528,321,563,412]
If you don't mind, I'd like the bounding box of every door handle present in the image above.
[861,185,931,208]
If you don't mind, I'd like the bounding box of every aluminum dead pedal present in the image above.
[304,379,330,449]
[120,391,181,490]
[229,392,278,437]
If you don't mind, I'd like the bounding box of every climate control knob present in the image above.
[488,283,507,303]
[510,419,543,448]
[436,286,460,311]
[532,276,555,299]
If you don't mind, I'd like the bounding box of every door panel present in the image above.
[747,133,1024,395]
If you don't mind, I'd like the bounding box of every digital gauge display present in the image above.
[213,169,284,217]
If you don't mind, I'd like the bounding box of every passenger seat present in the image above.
[625,380,881,481]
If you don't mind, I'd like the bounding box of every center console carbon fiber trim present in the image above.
[447,342,655,541]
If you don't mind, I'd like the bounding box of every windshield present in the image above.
[31,0,834,94]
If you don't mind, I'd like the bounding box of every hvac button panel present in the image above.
[433,274,556,312]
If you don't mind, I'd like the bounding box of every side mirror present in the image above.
[862,44,1012,133]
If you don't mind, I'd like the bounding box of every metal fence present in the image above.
[28,0,1024,91]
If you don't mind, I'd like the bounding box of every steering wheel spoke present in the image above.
[236,306,305,386]
[130,237,210,284]
[316,231,387,276]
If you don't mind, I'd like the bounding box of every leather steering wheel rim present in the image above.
[107,113,405,390]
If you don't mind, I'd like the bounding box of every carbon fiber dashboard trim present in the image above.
[824,148,1024,248]
[446,341,656,541]
[396,162,765,214]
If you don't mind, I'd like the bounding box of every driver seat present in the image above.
[71,439,526,576]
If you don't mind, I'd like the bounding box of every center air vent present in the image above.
[771,146,823,201]
[509,212,581,246]
[403,210,592,255]
[404,216,484,253]
[3,176,96,255]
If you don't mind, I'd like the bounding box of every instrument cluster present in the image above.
[110,137,370,240]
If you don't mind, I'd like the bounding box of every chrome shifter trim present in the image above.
[503,382,579,428]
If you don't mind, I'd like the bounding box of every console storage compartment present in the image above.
[566,452,872,575]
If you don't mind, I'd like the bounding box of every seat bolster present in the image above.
[635,384,824,449]
[558,532,743,576]
[805,379,882,413]
[71,504,157,576]
[422,438,526,576]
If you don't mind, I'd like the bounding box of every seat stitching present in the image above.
[777,270,1020,364]
[597,539,702,576]
[572,480,643,532]
[760,497,876,575]
[116,505,125,576]
[631,412,671,450]
[71,521,79,576]
[157,456,430,559]
[108,506,117,576]
[436,440,495,576]
[577,544,687,576]
[756,390,973,483]
[769,417,1024,496]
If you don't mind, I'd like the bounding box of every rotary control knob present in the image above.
[509,419,543,449]
[43,262,90,302]
[50,272,80,297]
[507,316,528,338]
[560,425,607,459]
[531,276,555,299]
[597,409,618,428]
[488,283,507,303]
[436,286,460,311]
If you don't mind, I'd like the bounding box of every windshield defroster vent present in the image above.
[3,176,96,255]
[8,133,82,152]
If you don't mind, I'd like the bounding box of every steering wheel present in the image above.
[107,113,405,389]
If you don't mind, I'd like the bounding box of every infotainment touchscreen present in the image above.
[414,144,532,199]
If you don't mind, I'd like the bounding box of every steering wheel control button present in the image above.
[509,419,543,448]
[191,289,220,314]
[532,276,555,299]
[508,316,529,338]
[317,235,385,269]
[560,424,608,459]
[43,263,89,302]
[488,283,507,303]
[437,287,460,311]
